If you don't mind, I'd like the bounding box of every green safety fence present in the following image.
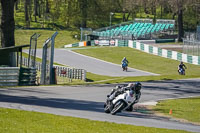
[187,55,193,64]
[177,53,182,61]
[133,41,136,48]
[140,43,144,51]
[167,50,172,59]
[149,46,153,54]
[72,43,79,47]
[158,48,162,56]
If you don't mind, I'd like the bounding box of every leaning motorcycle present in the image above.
[104,89,135,115]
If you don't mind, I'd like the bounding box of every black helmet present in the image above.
[134,82,142,91]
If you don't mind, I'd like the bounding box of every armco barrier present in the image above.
[64,41,87,48]
[0,67,20,86]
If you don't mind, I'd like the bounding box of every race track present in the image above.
[16,48,200,132]
[0,79,200,132]
[24,48,158,77]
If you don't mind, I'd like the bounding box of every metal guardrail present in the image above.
[19,67,37,86]
[0,67,20,86]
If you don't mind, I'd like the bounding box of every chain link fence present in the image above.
[183,31,200,56]
[28,33,40,67]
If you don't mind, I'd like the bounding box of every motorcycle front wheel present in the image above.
[111,100,126,115]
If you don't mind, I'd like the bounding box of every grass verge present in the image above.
[0,108,191,133]
[73,47,200,83]
[152,97,200,124]
[15,29,78,48]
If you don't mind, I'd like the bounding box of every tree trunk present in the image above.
[0,0,16,66]
[0,0,15,47]
[126,12,131,21]
[79,0,87,28]
[143,0,148,14]
[172,13,176,19]
[34,0,38,22]
[160,5,163,19]
[25,0,30,28]
[178,9,184,42]
[123,12,126,22]
[38,0,41,18]
[46,0,50,13]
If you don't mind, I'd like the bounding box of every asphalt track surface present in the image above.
[1,79,200,132]
[25,48,158,77]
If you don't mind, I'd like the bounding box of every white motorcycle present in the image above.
[104,89,136,115]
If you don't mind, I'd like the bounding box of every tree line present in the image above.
[13,0,200,29]
[1,0,200,48]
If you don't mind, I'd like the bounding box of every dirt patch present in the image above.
[133,104,154,114]
[133,104,200,126]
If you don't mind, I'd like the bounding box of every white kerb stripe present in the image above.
[192,56,198,65]
[64,44,72,48]
[136,41,140,50]
[79,42,84,47]
[115,40,118,47]
[172,51,178,60]
[128,40,133,48]
[162,49,168,58]
[144,44,149,53]
[153,46,158,55]
[182,53,187,62]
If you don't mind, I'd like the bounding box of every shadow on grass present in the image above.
[86,78,94,82]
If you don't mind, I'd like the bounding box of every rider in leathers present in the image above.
[121,57,129,69]
[178,61,187,75]
[108,82,142,111]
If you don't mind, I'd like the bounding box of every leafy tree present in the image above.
[25,0,31,28]
[168,0,190,41]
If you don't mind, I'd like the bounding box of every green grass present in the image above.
[73,47,200,79]
[86,72,119,82]
[153,97,200,123]
[15,29,78,48]
[63,46,200,84]
[21,45,200,84]
[0,108,191,133]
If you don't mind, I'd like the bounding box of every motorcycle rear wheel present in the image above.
[104,104,111,113]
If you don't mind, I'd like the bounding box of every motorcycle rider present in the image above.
[121,57,129,71]
[108,82,142,111]
[178,61,187,75]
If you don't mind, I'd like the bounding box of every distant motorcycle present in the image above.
[122,62,128,71]
[178,68,185,75]
[104,89,136,115]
